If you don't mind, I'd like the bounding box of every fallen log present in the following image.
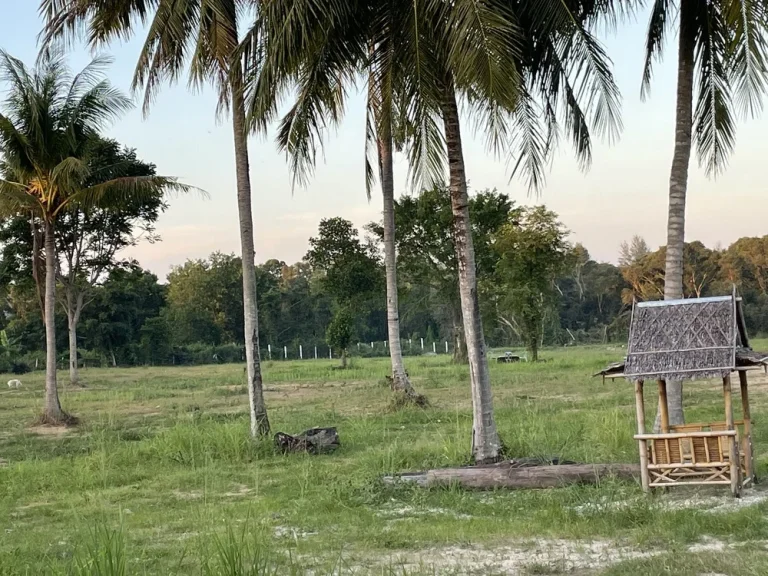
[426,463,640,490]
[384,461,639,490]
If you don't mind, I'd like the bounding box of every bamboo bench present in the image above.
[634,420,753,488]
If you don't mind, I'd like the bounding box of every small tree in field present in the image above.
[326,308,353,368]
[495,207,571,361]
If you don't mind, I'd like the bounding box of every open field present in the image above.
[3,345,768,575]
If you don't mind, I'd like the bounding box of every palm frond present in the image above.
[51,156,90,191]
[641,0,673,100]
[694,0,735,176]
[724,0,768,117]
[365,69,382,201]
[39,0,156,49]
[58,175,197,215]
[441,0,522,145]
[507,84,549,192]
[0,179,43,218]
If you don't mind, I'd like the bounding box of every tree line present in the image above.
[3,187,766,375]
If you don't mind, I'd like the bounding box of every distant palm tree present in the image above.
[0,49,185,423]
[248,0,622,462]
[642,0,768,424]
[41,0,271,436]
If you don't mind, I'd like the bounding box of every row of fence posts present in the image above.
[265,338,451,360]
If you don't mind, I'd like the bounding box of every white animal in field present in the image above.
[7,379,21,389]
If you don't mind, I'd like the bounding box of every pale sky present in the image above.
[1,2,766,280]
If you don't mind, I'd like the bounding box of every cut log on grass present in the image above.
[274,427,340,454]
[384,461,640,490]
[428,463,640,489]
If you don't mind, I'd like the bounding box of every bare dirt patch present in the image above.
[172,490,203,500]
[222,484,252,497]
[27,425,72,437]
[386,539,660,574]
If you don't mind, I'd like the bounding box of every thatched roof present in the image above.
[593,348,768,382]
[599,294,764,382]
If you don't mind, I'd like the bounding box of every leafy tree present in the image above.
[495,207,571,361]
[326,307,353,368]
[80,264,166,366]
[618,236,651,267]
[554,245,626,344]
[55,137,164,384]
[166,253,245,346]
[722,236,768,295]
[0,50,182,423]
[620,242,723,304]
[43,0,272,437]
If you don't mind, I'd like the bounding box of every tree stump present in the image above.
[274,427,340,454]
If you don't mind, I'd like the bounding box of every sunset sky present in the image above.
[2,1,766,280]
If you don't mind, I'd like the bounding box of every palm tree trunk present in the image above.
[379,130,418,397]
[658,2,696,429]
[43,219,64,423]
[441,83,502,464]
[231,76,270,438]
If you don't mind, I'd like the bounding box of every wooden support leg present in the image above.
[658,380,670,433]
[724,375,742,497]
[635,380,650,493]
[738,371,755,484]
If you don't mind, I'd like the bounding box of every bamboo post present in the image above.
[738,370,755,483]
[724,375,741,497]
[657,379,670,433]
[635,380,650,492]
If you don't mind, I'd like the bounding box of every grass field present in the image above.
[2,344,768,575]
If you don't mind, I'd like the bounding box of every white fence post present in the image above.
[420,338,424,350]
[299,345,303,359]
[283,345,287,360]
[268,344,272,360]
[384,340,387,348]
[445,341,448,353]
[329,348,332,359]
[432,342,436,353]
[314,346,318,359]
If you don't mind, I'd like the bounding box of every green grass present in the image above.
[2,344,768,574]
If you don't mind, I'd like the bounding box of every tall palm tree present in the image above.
[248,0,622,462]
[0,49,185,423]
[41,0,272,436]
[642,0,768,424]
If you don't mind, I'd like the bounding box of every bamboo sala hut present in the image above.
[596,293,768,496]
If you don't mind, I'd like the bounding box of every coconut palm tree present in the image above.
[247,0,622,462]
[41,0,272,436]
[642,0,768,424]
[0,49,186,423]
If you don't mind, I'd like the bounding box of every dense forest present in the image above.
[1,187,766,372]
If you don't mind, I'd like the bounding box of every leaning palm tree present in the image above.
[41,0,271,436]
[0,49,186,423]
[642,0,768,424]
[247,0,622,462]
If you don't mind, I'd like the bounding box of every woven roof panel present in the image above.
[624,297,736,381]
